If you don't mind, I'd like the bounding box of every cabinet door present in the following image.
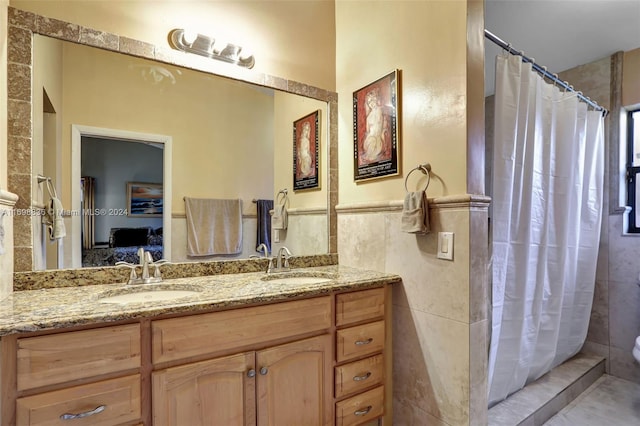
[256,334,332,426]
[152,352,255,426]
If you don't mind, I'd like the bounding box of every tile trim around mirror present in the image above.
[6,6,338,274]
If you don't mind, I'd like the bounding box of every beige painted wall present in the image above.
[32,34,63,270]
[623,47,640,107]
[59,40,275,214]
[10,0,336,91]
[335,1,486,425]
[337,1,468,203]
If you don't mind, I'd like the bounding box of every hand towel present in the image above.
[256,199,273,253]
[185,197,243,256]
[47,197,66,240]
[272,201,288,230]
[401,191,430,234]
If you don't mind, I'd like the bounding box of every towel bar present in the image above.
[404,163,431,193]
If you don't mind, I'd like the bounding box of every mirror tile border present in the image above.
[6,7,338,274]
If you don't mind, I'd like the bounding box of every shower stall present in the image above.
[484,30,607,406]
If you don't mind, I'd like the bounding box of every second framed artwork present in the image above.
[353,69,400,181]
[293,110,320,191]
[127,182,163,217]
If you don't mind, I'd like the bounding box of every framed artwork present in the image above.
[127,182,163,217]
[353,69,400,181]
[293,110,320,191]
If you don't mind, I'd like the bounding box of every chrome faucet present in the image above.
[276,246,292,270]
[116,247,168,285]
[266,246,292,274]
[256,243,269,258]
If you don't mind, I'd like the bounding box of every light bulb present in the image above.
[181,29,198,46]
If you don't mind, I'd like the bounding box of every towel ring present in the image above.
[276,188,288,205]
[404,163,431,193]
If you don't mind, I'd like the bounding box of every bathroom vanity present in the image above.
[0,265,399,426]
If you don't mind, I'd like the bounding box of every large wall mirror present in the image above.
[7,8,338,273]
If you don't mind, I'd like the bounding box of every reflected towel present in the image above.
[272,201,288,230]
[47,197,66,240]
[256,199,273,253]
[185,197,243,256]
[401,191,430,234]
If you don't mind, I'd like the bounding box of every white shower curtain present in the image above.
[488,53,605,406]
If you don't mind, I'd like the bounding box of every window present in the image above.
[626,110,640,233]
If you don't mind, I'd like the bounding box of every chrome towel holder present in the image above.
[404,163,431,193]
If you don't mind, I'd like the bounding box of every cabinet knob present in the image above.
[260,366,268,375]
[60,405,106,420]
[247,369,256,378]
[354,405,372,416]
[355,337,374,346]
[353,371,372,381]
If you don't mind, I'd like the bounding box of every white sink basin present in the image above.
[261,271,336,286]
[98,284,202,304]
[264,276,333,285]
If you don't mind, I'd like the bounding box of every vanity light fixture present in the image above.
[168,29,255,69]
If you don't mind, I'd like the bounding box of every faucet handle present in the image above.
[116,261,138,283]
[137,247,146,264]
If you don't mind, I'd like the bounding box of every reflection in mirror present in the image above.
[27,34,329,270]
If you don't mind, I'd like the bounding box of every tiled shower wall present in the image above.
[486,53,640,384]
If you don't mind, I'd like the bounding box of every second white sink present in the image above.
[263,276,332,285]
[98,283,202,304]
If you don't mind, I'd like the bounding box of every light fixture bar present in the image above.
[168,29,255,69]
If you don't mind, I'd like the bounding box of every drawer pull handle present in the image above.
[353,371,372,381]
[260,366,269,375]
[60,405,106,420]
[354,405,372,416]
[355,337,373,346]
[247,369,256,378]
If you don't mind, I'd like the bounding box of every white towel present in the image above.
[272,202,288,230]
[185,197,243,256]
[47,197,66,240]
[401,191,430,234]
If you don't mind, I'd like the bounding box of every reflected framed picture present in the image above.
[353,69,400,181]
[293,110,320,191]
[127,182,163,217]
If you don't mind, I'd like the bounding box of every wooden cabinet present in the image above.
[1,285,392,426]
[334,287,389,426]
[16,375,141,426]
[152,352,255,426]
[256,335,332,426]
[5,324,142,426]
[152,335,332,426]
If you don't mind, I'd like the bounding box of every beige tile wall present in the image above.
[337,195,490,426]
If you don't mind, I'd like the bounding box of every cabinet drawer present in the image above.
[336,321,384,363]
[336,288,385,326]
[16,374,141,426]
[335,386,384,426]
[335,354,384,399]
[152,296,331,364]
[17,324,141,391]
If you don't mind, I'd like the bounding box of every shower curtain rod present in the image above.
[484,29,608,116]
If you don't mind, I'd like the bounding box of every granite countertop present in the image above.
[0,265,401,336]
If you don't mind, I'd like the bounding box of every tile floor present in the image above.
[543,374,640,425]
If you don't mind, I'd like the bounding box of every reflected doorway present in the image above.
[71,125,172,268]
